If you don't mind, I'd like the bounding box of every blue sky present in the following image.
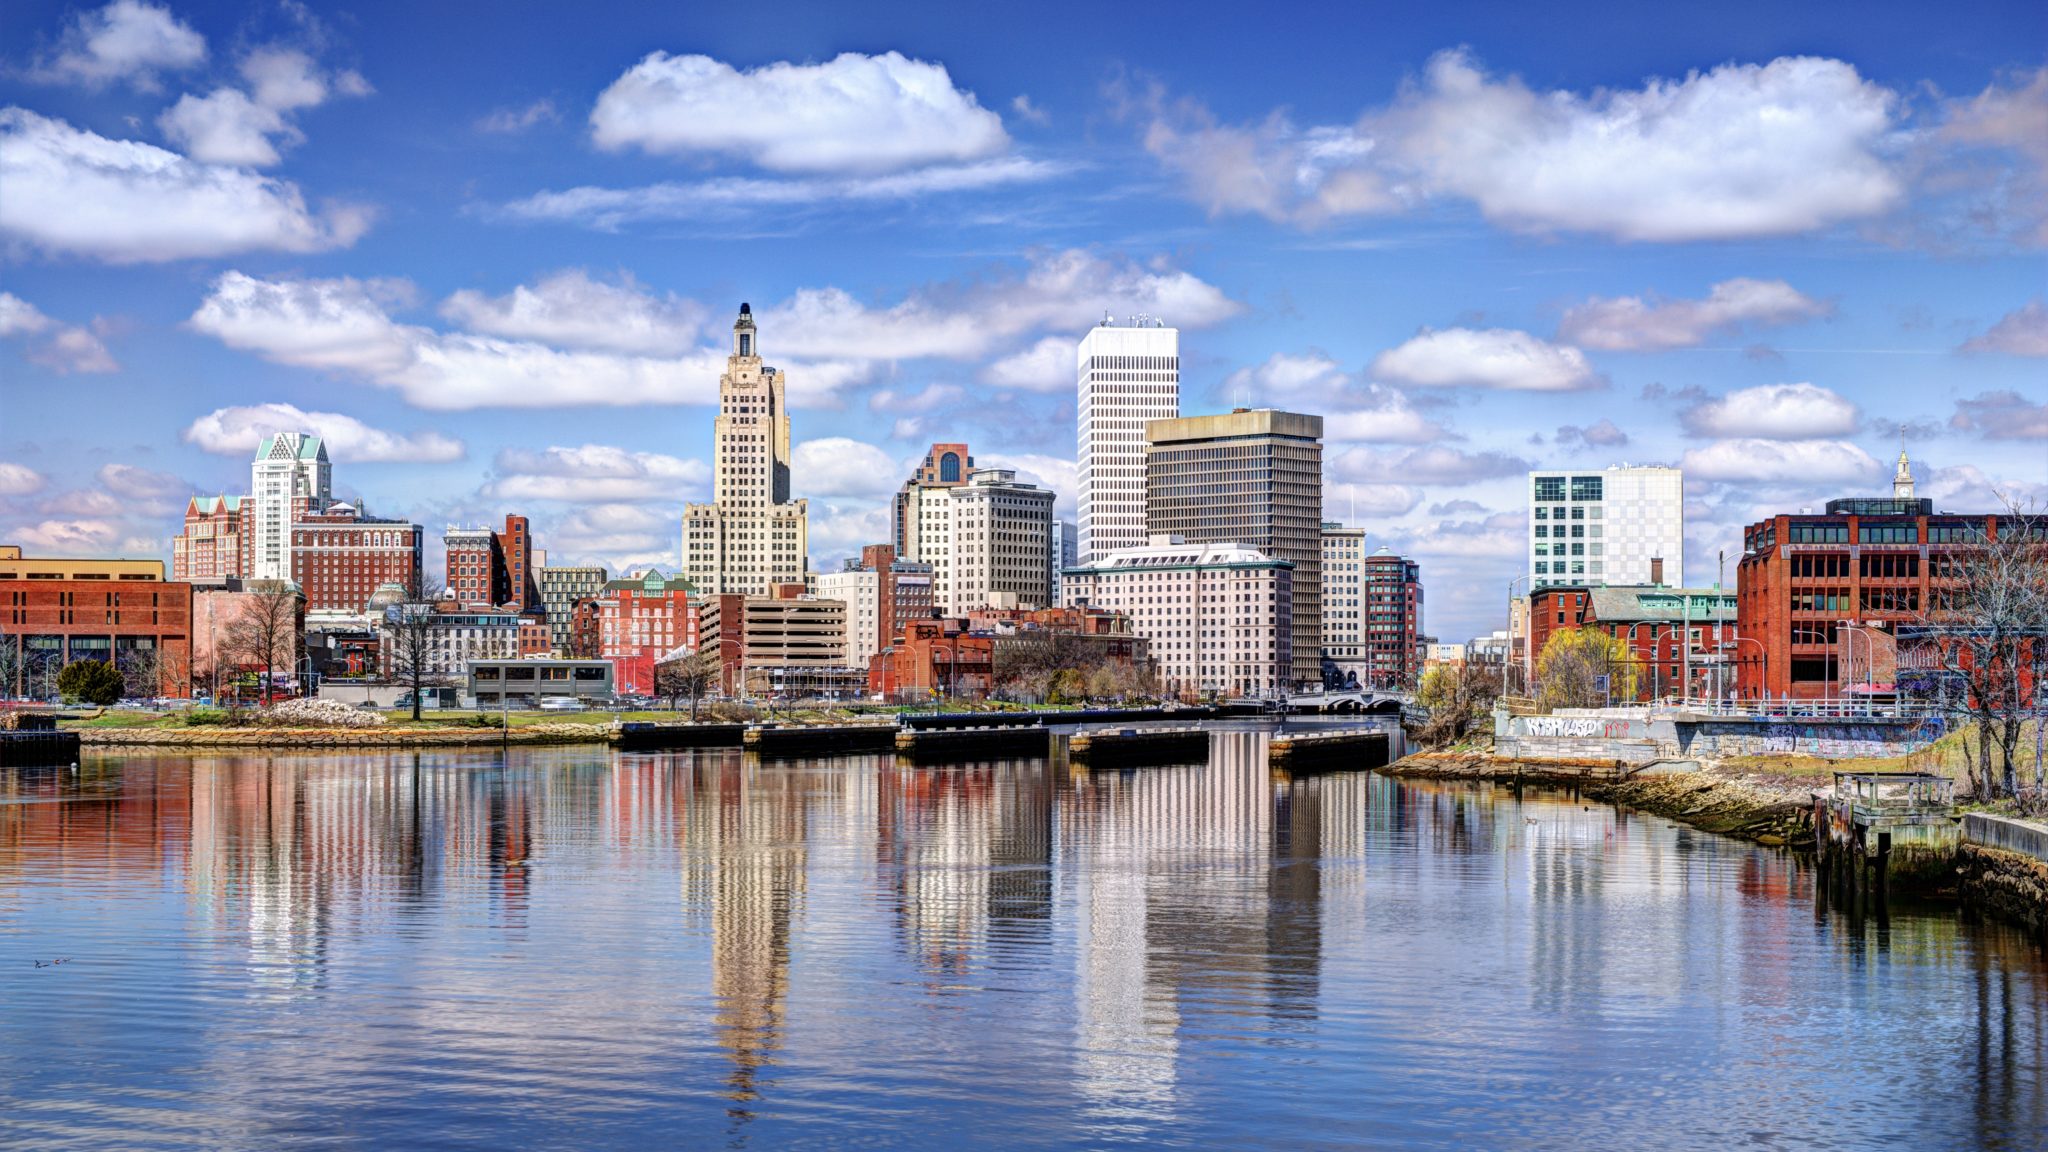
[1,0,2043,642]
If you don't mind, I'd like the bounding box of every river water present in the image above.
[1,731,2042,1150]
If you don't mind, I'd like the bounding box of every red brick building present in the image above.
[0,545,194,698]
[290,502,422,613]
[1363,547,1424,687]
[1528,584,1738,701]
[444,514,540,611]
[591,570,697,694]
[871,617,995,703]
[171,495,246,583]
[1738,466,2005,700]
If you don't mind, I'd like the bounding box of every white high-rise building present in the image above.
[813,565,882,666]
[910,468,1055,615]
[1527,465,1684,589]
[1320,522,1367,686]
[1077,317,1178,563]
[249,431,330,581]
[683,304,810,595]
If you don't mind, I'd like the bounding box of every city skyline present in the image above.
[1,0,2044,642]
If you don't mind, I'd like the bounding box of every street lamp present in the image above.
[1725,636,1767,705]
[1839,622,1882,715]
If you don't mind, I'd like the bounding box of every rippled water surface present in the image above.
[2,732,2043,1150]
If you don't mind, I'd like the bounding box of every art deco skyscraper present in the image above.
[1077,317,1178,564]
[682,304,810,595]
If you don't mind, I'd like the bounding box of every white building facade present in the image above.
[683,304,810,595]
[1320,522,1367,685]
[1061,534,1293,699]
[249,432,330,581]
[908,468,1055,616]
[1076,318,1178,563]
[813,566,882,666]
[1528,465,1684,590]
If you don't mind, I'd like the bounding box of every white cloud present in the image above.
[1369,327,1599,391]
[767,249,1240,362]
[26,324,118,373]
[1330,445,1528,486]
[1558,278,1831,351]
[477,99,559,134]
[1141,51,1903,241]
[1680,383,1860,439]
[9,518,122,554]
[1555,419,1630,449]
[1321,482,1423,518]
[28,0,205,91]
[188,271,416,374]
[1920,463,2048,511]
[95,462,182,501]
[545,503,677,570]
[486,444,707,503]
[0,293,52,336]
[440,269,705,355]
[183,402,465,462]
[868,383,964,414]
[496,156,1061,228]
[1225,351,1449,442]
[792,438,900,498]
[0,462,46,497]
[0,109,372,263]
[982,336,1073,393]
[1403,511,1528,558]
[1010,94,1049,126]
[1938,67,2048,246]
[1959,300,2048,356]
[158,46,367,168]
[591,51,1009,175]
[1681,438,1880,483]
[1950,391,2048,440]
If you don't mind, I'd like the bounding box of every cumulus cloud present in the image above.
[440,269,706,355]
[1681,438,1880,483]
[158,46,369,167]
[8,518,123,554]
[0,292,117,373]
[0,462,47,497]
[1322,482,1423,518]
[982,336,1074,392]
[1369,327,1599,391]
[477,99,559,134]
[0,109,372,263]
[1949,391,2048,440]
[791,438,900,498]
[1555,420,1630,449]
[868,383,964,414]
[1138,50,1903,241]
[1679,382,1860,439]
[979,453,1077,511]
[1330,444,1528,486]
[591,51,1008,175]
[1226,351,1450,442]
[1959,300,2048,356]
[0,293,50,336]
[1937,68,2048,246]
[1558,278,1831,351]
[1919,463,2048,511]
[183,402,465,462]
[28,0,205,91]
[544,503,677,571]
[1010,94,1049,126]
[1403,511,1528,558]
[485,444,707,503]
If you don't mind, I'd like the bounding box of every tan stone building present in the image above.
[682,304,810,595]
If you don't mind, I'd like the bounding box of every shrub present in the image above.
[57,660,125,706]
[261,698,388,728]
[185,707,232,726]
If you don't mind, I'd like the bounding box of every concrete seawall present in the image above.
[79,725,615,749]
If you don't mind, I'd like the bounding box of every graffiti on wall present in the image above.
[1746,720,1944,758]
[1519,717,1643,739]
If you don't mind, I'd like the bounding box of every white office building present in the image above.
[912,469,1055,615]
[1061,534,1293,699]
[249,431,331,581]
[1528,465,1684,590]
[813,565,883,666]
[682,303,810,595]
[1321,522,1367,686]
[1077,317,1178,563]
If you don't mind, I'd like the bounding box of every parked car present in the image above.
[538,697,588,711]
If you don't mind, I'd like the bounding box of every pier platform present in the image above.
[1268,728,1388,771]
[896,724,1050,762]
[1068,726,1208,766]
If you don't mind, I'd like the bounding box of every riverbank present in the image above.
[80,724,614,749]
[1384,749,2047,938]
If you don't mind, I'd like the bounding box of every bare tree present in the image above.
[655,647,721,721]
[0,628,23,701]
[223,581,303,706]
[1416,660,1500,749]
[1913,503,2048,801]
[381,575,445,723]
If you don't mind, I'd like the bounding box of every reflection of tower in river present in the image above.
[880,759,1052,977]
[680,755,810,1106]
[1062,731,1342,1114]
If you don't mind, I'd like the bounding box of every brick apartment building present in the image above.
[290,502,422,613]
[1528,584,1738,701]
[443,515,539,611]
[1362,546,1423,688]
[1737,454,2006,701]
[580,570,697,695]
[172,495,246,582]
[0,545,194,697]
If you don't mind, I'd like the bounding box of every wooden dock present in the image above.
[743,724,898,757]
[615,722,745,750]
[895,724,1050,762]
[1813,771,1959,902]
[1268,728,1388,772]
[1067,726,1208,766]
[0,729,82,767]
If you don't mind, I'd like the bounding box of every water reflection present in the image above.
[0,736,2042,1150]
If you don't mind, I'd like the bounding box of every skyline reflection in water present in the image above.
[0,735,2042,1150]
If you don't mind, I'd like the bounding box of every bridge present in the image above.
[1278,690,1417,716]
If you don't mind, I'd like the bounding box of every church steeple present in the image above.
[1892,435,1915,500]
